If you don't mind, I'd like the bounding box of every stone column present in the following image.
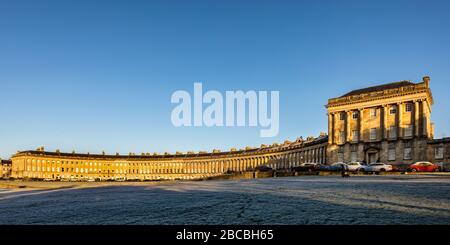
[397,102,403,138]
[328,113,333,144]
[304,151,307,163]
[358,109,362,142]
[307,151,309,163]
[309,150,312,163]
[414,100,420,136]
[381,105,387,140]
[317,148,321,164]
[315,149,318,164]
[346,110,352,142]
[295,152,299,167]
[421,101,428,137]
[384,105,389,139]
[292,153,296,167]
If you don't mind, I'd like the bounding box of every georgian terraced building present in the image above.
[9,76,450,180]
[1,159,12,178]
[326,76,435,165]
[11,136,328,181]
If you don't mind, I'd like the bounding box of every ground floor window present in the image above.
[388,143,396,161]
[388,149,396,161]
[404,141,412,160]
[337,153,344,162]
[435,144,444,159]
[350,145,357,162]
[350,152,357,162]
[337,146,344,162]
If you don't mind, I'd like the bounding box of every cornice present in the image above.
[326,82,433,109]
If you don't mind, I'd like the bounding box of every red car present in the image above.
[408,161,439,172]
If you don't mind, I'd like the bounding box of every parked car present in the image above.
[294,162,320,172]
[407,161,439,172]
[316,164,332,171]
[326,162,347,171]
[360,162,393,172]
[436,162,449,172]
[255,165,273,172]
[346,162,365,172]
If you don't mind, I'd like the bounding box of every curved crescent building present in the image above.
[9,76,450,181]
[11,136,328,181]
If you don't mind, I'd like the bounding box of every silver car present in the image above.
[360,162,393,172]
[346,162,365,172]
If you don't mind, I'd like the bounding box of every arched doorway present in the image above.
[365,148,380,164]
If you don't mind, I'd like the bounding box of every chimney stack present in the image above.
[423,76,430,87]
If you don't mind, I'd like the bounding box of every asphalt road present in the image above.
[0,175,449,224]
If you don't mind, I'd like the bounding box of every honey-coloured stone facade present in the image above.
[1,159,12,178]
[11,137,328,181]
[326,76,435,166]
[8,76,449,180]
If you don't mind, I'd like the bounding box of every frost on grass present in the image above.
[0,175,449,224]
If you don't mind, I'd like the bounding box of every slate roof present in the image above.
[341,81,414,97]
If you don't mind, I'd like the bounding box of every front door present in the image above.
[368,153,377,163]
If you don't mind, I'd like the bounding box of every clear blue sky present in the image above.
[1,0,450,159]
